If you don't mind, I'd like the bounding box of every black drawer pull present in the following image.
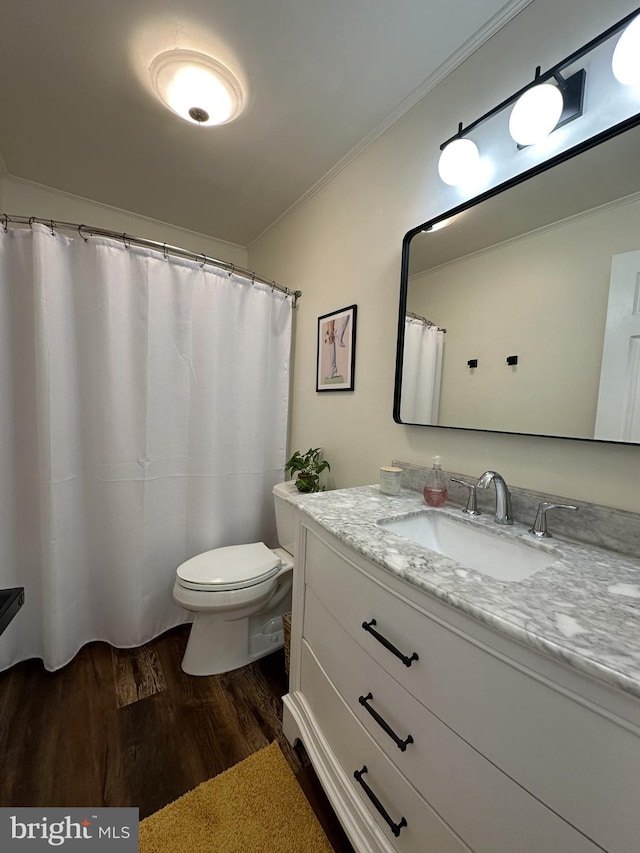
[353,765,407,838]
[358,693,414,752]
[362,619,419,667]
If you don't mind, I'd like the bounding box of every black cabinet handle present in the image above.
[354,765,407,838]
[362,619,419,667]
[358,693,414,752]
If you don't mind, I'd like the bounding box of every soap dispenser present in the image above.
[423,456,448,507]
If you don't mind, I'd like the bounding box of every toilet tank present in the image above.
[273,481,301,556]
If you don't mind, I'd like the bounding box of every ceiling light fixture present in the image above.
[437,8,640,184]
[150,49,244,126]
[423,214,458,232]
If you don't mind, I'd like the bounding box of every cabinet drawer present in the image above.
[300,640,469,853]
[303,524,640,852]
[304,586,602,853]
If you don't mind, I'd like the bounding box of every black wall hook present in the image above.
[506,355,518,366]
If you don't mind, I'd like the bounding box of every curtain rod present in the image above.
[406,311,447,333]
[1,214,302,307]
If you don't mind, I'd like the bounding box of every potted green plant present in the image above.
[284,447,331,493]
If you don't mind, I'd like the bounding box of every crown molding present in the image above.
[249,0,534,248]
[410,188,640,280]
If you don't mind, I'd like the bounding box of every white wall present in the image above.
[249,0,640,513]
[411,194,640,437]
[1,175,247,266]
[0,151,6,209]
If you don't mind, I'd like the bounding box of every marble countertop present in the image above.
[287,485,640,700]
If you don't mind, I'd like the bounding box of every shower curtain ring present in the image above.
[78,224,88,242]
[122,233,130,249]
[199,253,206,268]
[228,263,235,277]
[2,214,8,233]
[162,243,169,261]
[50,220,56,236]
[28,217,36,229]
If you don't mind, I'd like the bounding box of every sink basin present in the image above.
[379,512,558,581]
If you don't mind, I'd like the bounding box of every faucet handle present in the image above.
[528,501,578,538]
[450,477,481,516]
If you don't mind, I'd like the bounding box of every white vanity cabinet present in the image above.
[283,515,640,853]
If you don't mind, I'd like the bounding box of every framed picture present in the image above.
[316,304,357,392]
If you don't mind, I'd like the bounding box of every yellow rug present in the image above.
[139,741,334,853]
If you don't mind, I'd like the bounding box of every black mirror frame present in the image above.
[393,111,640,444]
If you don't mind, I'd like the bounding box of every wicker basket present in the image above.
[283,611,292,675]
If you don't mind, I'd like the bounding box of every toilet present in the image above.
[172,480,299,676]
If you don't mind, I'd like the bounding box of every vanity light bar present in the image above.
[439,7,640,182]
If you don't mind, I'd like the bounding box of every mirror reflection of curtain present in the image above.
[400,319,443,424]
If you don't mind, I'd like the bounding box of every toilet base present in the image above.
[248,612,285,662]
[180,586,291,676]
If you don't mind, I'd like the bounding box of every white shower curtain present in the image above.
[0,224,292,672]
[400,319,444,424]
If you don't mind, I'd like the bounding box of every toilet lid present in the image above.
[176,542,281,591]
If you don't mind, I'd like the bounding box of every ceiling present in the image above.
[408,122,640,275]
[0,0,528,246]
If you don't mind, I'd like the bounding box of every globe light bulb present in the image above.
[437,138,480,186]
[508,83,564,146]
[612,15,640,86]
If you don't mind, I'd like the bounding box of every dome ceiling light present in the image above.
[150,49,244,126]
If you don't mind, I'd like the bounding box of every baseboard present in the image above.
[283,692,395,853]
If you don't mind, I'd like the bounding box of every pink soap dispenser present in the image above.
[423,455,448,507]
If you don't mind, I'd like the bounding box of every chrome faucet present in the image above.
[528,501,578,538]
[450,477,481,516]
[476,471,513,525]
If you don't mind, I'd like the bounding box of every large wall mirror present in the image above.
[394,116,640,443]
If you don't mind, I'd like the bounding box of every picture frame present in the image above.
[316,304,357,392]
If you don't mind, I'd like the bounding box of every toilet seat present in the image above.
[176,542,281,592]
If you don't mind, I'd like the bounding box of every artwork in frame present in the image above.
[316,304,357,392]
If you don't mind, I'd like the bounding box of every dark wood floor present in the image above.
[0,625,353,852]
